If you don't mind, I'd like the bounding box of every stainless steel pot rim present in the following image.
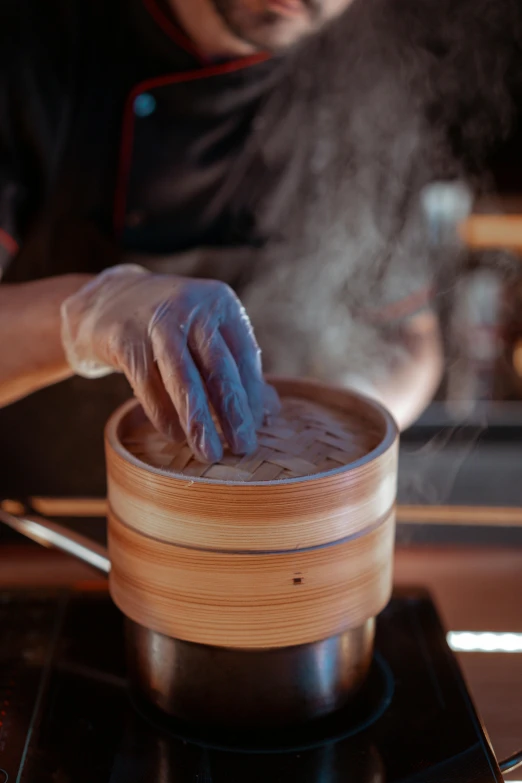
[126,617,375,653]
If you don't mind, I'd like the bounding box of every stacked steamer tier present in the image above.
[105,377,399,727]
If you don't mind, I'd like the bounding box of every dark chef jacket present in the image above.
[0,0,520,497]
[0,0,289,496]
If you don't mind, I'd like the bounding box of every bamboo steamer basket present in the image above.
[105,377,398,727]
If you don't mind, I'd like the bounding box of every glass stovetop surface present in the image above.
[0,588,502,782]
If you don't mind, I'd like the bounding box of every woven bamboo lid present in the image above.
[121,395,383,483]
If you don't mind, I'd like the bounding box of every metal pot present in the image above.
[0,507,375,728]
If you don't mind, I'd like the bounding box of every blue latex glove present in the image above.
[61,264,280,462]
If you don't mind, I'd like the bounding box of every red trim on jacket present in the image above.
[142,0,209,64]
[0,227,19,257]
[113,54,270,238]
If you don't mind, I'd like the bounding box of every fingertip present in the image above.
[167,418,185,443]
[148,411,184,442]
[202,440,224,463]
[139,404,179,443]
[191,441,223,464]
[189,421,223,464]
[262,383,282,421]
[207,373,259,456]
[251,396,265,429]
[229,426,258,457]
[238,376,268,430]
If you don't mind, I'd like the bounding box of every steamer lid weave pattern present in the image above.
[122,397,382,482]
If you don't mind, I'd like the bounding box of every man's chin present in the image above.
[211,0,313,52]
[250,21,312,51]
[238,24,315,53]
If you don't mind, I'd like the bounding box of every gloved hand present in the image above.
[60,264,280,462]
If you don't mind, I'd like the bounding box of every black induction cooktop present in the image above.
[0,588,502,782]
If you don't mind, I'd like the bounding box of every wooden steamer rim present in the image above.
[105,377,399,649]
[106,378,397,486]
[106,378,399,551]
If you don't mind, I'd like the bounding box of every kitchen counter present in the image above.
[394,545,522,781]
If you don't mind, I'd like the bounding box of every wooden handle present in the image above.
[459,214,522,253]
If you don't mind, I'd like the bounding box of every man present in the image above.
[0,0,520,495]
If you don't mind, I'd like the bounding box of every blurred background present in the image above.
[1,0,522,776]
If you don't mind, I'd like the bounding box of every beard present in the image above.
[210,0,322,51]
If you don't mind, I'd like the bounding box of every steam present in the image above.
[397,421,487,504]
[231,0,522,504]
[143,0,522,504]
[232,0,522,386]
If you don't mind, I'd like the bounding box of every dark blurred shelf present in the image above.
[399,402,522,514]
[396,522,522,547]
[403,401,522,438]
